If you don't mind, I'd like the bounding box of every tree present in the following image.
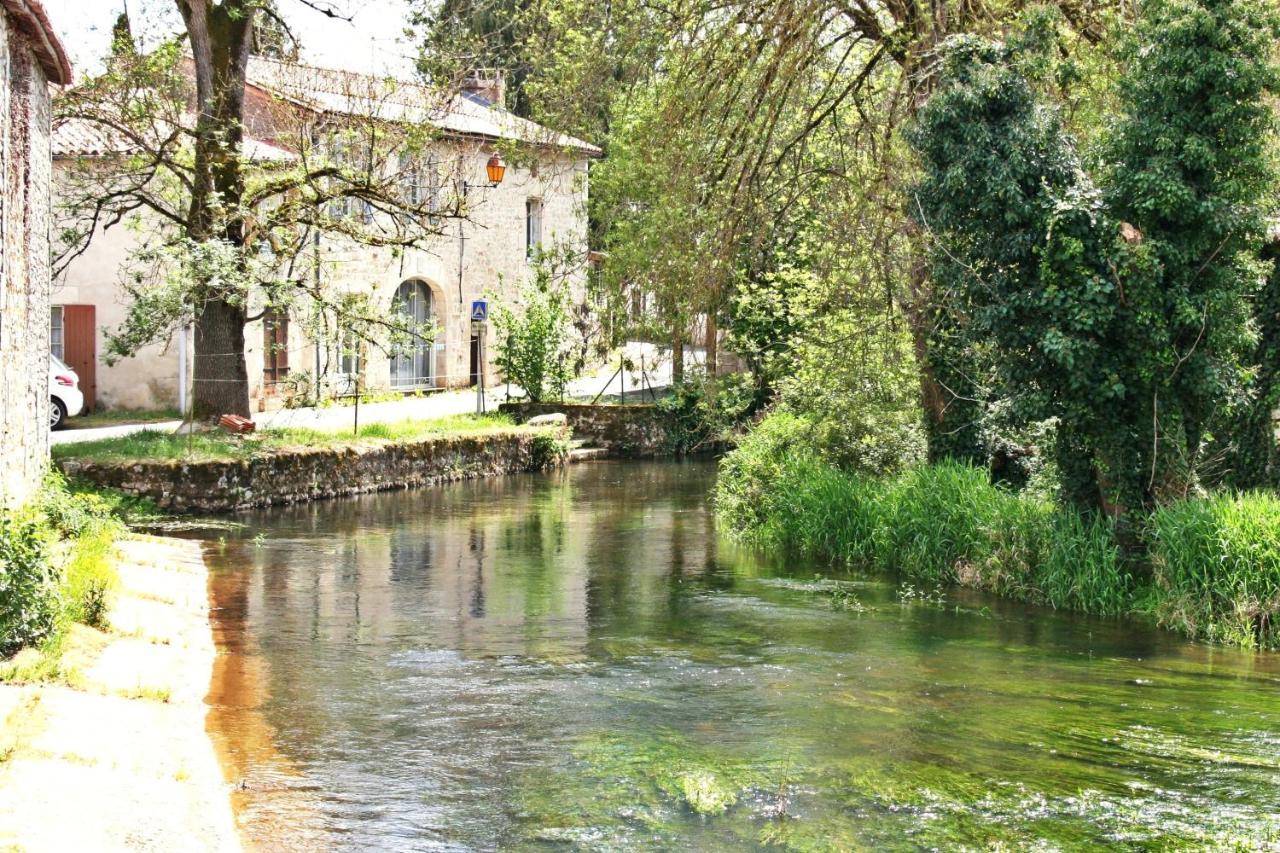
[492,252,580,403]
[412,0,1111,450]
[911,0,1278,520]
[56,1,459,418]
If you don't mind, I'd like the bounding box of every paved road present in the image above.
[51,343,704,446]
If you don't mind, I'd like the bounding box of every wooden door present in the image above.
[62,305,96,411]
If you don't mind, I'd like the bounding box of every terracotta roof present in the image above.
[245,56,601,157]
[2,0,71,85]
[52,115,296,162]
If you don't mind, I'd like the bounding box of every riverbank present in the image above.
[0,536,238,849]
[717,450,1280,650]
[55,416,569,513]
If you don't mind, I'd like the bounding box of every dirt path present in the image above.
[0,536,238,851]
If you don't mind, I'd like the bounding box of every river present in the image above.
[204,460,1280,850]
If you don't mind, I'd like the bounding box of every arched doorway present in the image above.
[389,279,435,389]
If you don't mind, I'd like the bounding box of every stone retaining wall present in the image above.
[499,403,671,456]
[57,428,567,514]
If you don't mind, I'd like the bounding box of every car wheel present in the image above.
[50,397,67,431]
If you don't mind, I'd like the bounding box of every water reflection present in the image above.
[205,461,1280,850]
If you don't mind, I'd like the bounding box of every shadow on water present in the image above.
[202,461,1280,850]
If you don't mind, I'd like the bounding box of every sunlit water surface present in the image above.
[203,461,1280,850]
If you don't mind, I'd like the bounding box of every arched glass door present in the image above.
[389,280,434,389]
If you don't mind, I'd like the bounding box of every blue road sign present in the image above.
[471,299,488,322]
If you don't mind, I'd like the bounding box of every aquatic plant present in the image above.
[717,443,1280,648]
[1150,492,1280,649]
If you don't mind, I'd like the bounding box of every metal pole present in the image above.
[177,322,188,418]
[476,326,485,415]
[620,355,625,406]
[353,370,360,436]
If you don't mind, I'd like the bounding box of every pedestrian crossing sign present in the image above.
[471,300,488,322]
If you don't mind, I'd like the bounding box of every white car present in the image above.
[49,354,84,430]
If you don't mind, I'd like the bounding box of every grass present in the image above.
[52,413,520,464]
[64,408,181,430]
[717,448,1280,649]
[1150,493,1280,649]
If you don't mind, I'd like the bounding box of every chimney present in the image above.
[461,70,506,108]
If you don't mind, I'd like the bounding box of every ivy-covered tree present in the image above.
[912,0,1278,520]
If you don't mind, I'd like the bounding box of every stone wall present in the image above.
[57,428,568,514]
[0,12,54,508]
[500,403,672,456]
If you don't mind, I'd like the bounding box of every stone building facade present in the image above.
[0,0,69,507]
[52,58,597,413]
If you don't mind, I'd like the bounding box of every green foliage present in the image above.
[0,510,59,658]
[655,369,757,455]
[719,446,1134,616]
[530,429,571,469]
[721,436,1280,648]
[910,1,1280,514]
[492,260,578,403]
[1222,240,1280,489]
[1150,492,1280,649]
[0,474,127,657]
[40,474,124,632]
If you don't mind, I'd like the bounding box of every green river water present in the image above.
[204,460,1280,851]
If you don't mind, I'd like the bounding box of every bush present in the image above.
[530,429,570,469]
[0,510,60,657]
[1151,493,1280,649]
[657,368,757,455]
[718,444,1127,616]
[1,474,126,658]
[492,259,579,403]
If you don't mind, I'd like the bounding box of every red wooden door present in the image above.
[62,305,96,411]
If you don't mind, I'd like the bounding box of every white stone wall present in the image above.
[0,13,54,508]
[49,194,183,411]
[272,139,590,401]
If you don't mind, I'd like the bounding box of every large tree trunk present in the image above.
[671,324,684,385]
[178,0,255,418]
[704,310,718,378]
[193,298,251,419]
[902,237,977,463]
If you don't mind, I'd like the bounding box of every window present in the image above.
[399,152,442,223]
[526,198,543,258]
[263,310,290,385]
[339,330,359,376]
[426,155,442,220]
[49,307,64,360]
[328,133,374,223]
[389,280,434,389]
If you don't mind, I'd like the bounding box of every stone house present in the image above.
[0,0,70,507]
[52,58,598,412]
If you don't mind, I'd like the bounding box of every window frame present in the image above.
[526,197,543,258]
[262,309,290,386]
[49,306,64,361]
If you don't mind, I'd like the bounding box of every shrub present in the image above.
[715,411,817,533]
[0,510,60,658]
[1150,493,1280,649]
[657,368,757,455]
[530,429,570,469]
[492,260,578,403]
[718,448,1126,616]
[41,474,123,633]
